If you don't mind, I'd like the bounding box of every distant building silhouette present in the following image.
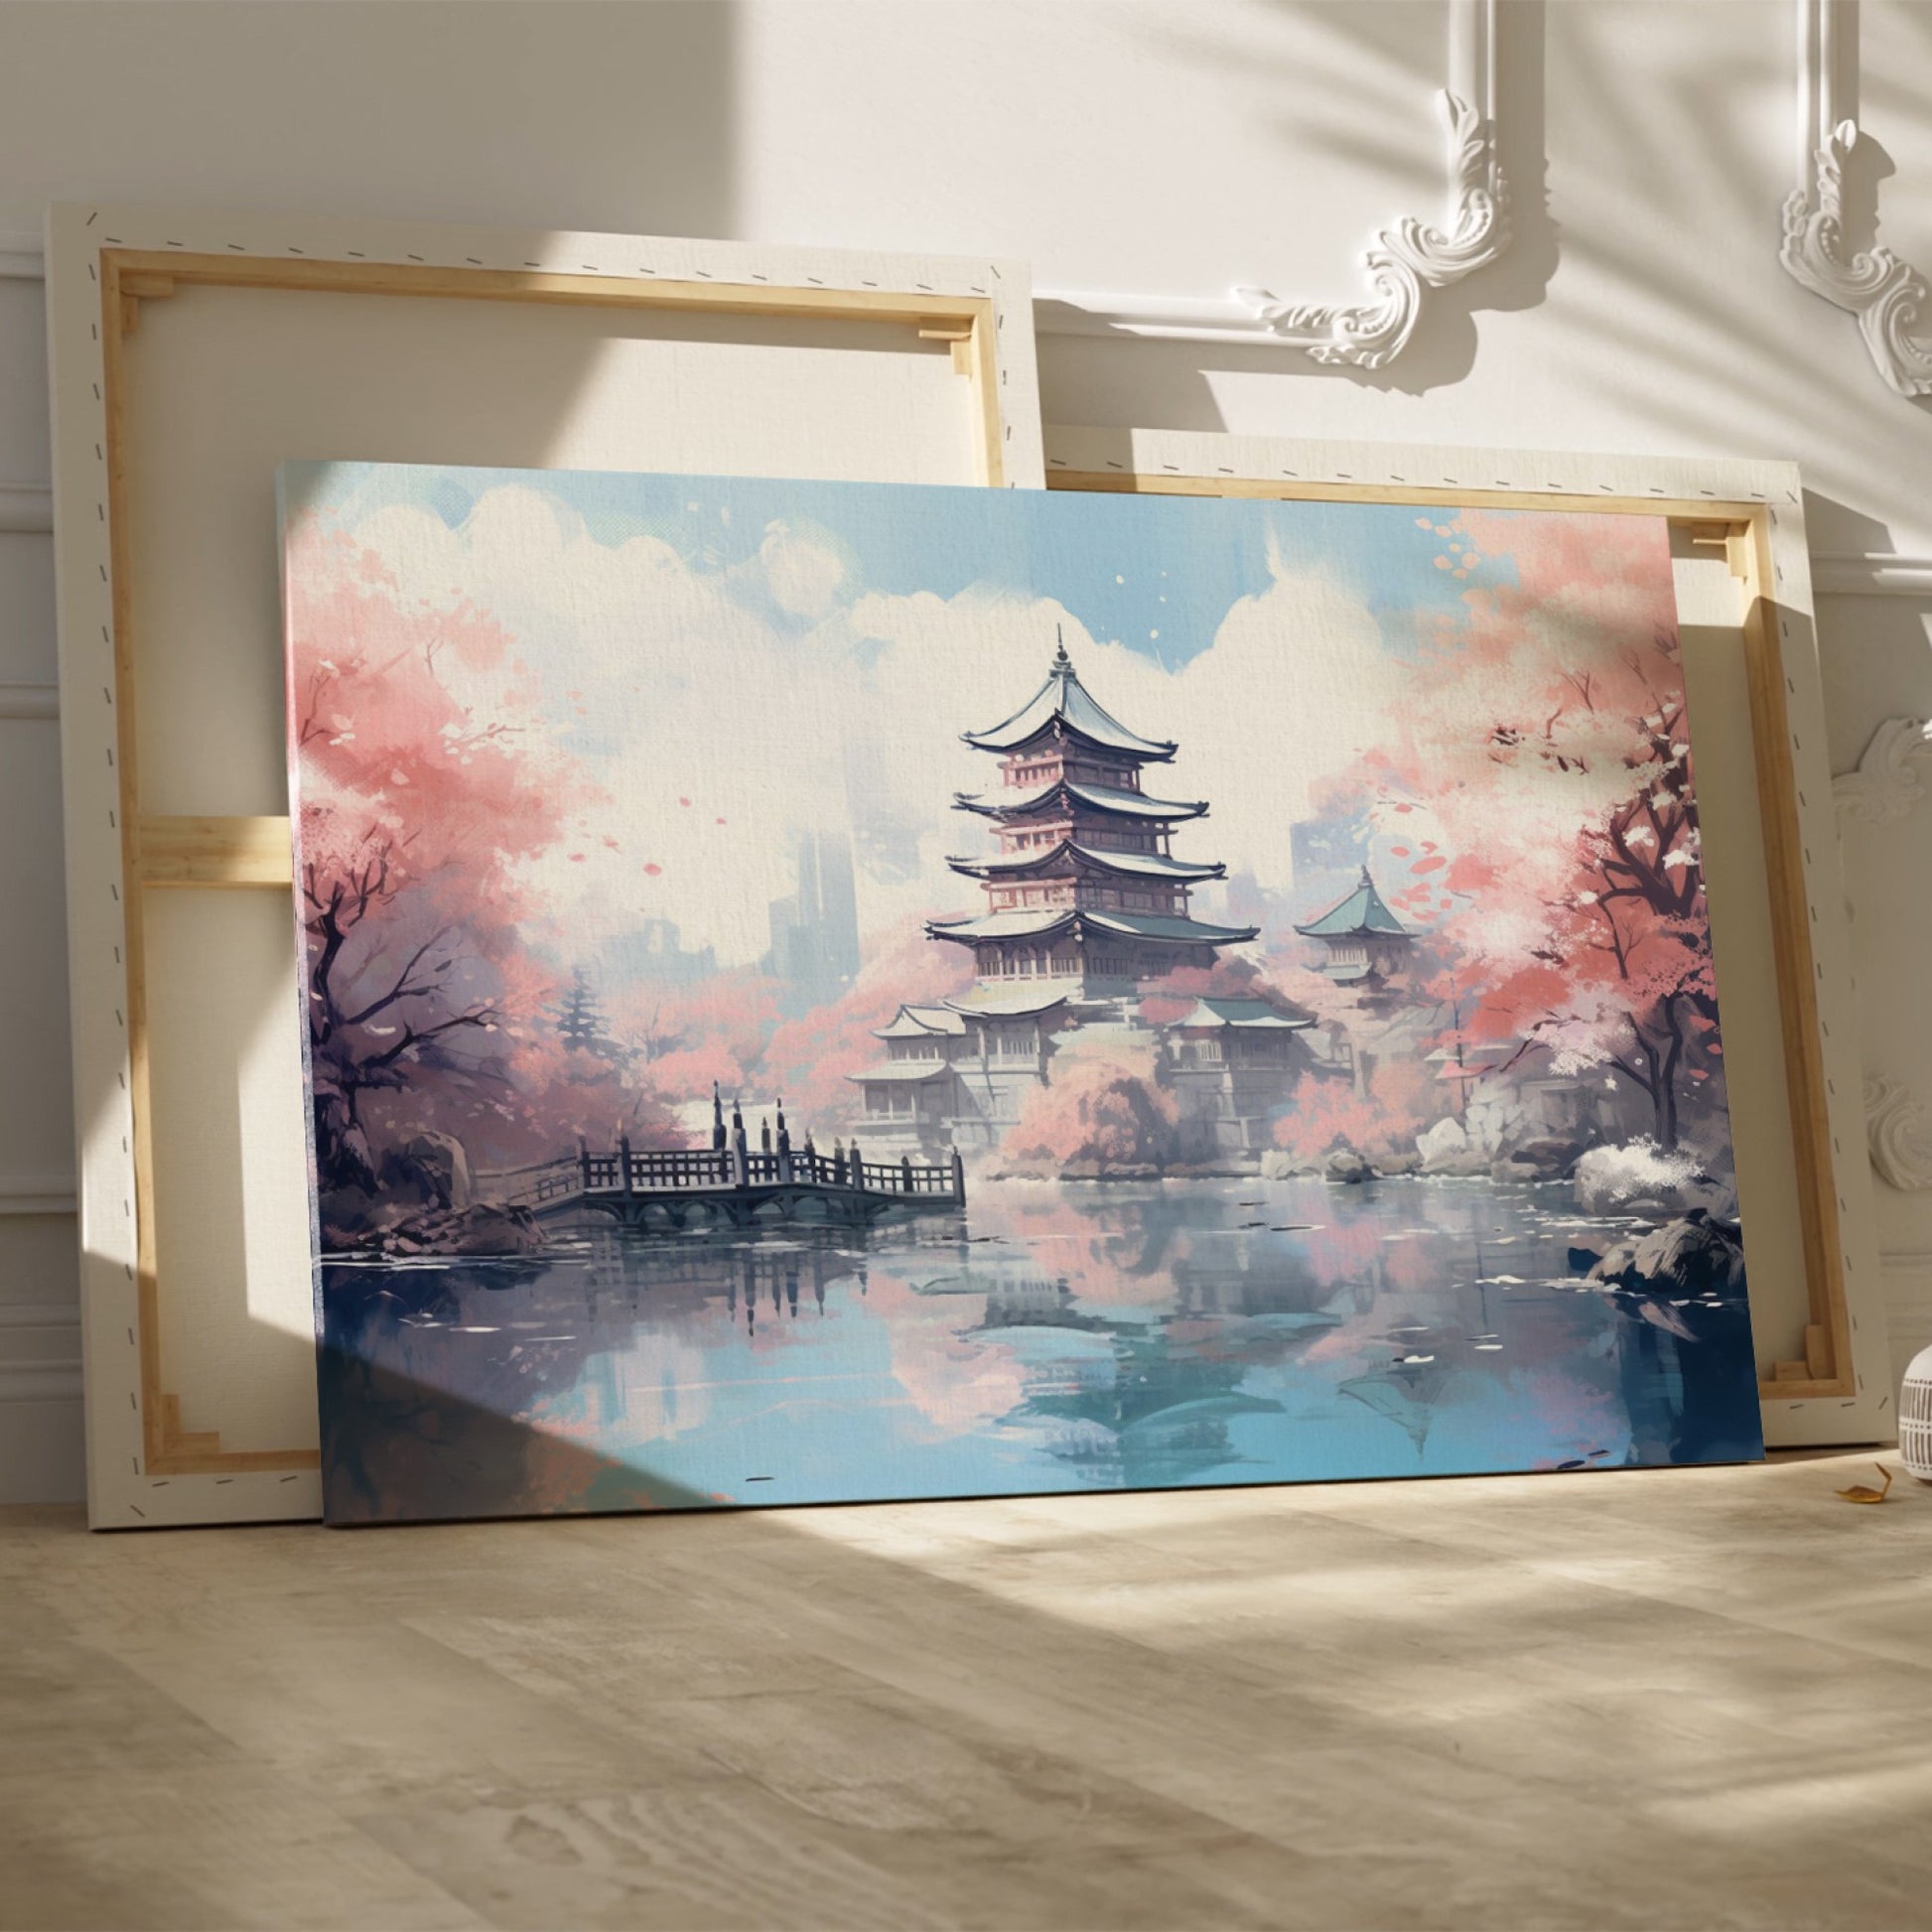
[603,916,716,987]
[762,829,862,1005]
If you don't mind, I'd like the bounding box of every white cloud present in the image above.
[758,520,846,620]
[335,484,1408,970]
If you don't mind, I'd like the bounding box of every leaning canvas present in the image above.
[279,463,1764,1524]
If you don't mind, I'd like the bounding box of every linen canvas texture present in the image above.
[279,463,1763,1524]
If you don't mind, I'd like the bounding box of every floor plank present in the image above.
[3,1453,1930,1929]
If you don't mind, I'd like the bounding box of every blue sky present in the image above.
[286,462,1519,670]
[281,459,1571,964]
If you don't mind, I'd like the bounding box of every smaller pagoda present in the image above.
[1296,866,1412,987]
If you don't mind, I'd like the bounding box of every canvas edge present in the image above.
[48,199,1046,1529]
[1041,424,1890,1451]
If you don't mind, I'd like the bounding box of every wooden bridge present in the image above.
[478,1100,965,1232]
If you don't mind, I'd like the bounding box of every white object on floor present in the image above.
[1901,1343,1932,1478]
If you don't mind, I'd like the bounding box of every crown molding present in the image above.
[1035,0,1509,365]
[1780,0,1932,399]
[0,230,41,281]
[0,684,56,722]
[0,482,53,533]
[1810,552,1932,597]
[1834,717,1932,826]
[0,1174,77,1217]
[0,1300,81,1410]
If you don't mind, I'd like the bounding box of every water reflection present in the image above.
[319,1176,1762,1523]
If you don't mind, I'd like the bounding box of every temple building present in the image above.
[1295,866,1413,989]
[1162,997,1313,1154]
[851,637,1306,1158]
[1294,865,1416,1095]
[928,637,1256,1008]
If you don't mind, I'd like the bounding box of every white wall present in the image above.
[2,0,1928,1502]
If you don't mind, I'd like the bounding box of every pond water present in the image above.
[318,1174,1763,1523]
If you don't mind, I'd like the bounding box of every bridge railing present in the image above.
[621,1149,735,1191]
[481,1141,964,1205]
[473,1156,581,1208]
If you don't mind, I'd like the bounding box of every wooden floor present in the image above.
[4,1452,1932,1931]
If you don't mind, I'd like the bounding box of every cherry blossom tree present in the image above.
[761,916,974,1131]
[1334,512,1722,1150]
[286,517,681,1204]
[1002,1033,1179,1176]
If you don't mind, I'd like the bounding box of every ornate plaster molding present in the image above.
[1780,0,1932,399]
[1834,717,1932,825]
[1035,0,1509,364]
[1864,1074,1932,1192]
[1839,722,1932,1194]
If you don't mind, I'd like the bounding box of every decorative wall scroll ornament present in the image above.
[1780,0,1932,399]
[1233,92,1509,369]
[1863,1075,1932,1193]
[1833,717,1932,826]
[1035,0,1509,362]
[1836,721,1932,1193]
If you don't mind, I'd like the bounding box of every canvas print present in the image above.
[280,463,1763,1524]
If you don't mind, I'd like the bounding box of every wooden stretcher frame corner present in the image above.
[46,201,1044,1527]
[1042,424,1888,1450]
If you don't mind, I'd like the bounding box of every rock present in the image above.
[1417,1117,1486,1176]
[442,1202,542,1255]
[374,1200,544,1258]
[1324,1144,1374,1184]
[1587,1210,1746,1299]
[1260,1148,1319,1179]
[1463,1090,1529,1161]
[1496,1136,1587,1181]
[379,1130,473,1211]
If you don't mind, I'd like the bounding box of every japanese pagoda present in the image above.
[927,636,1257,1013]
[1295,866,1412,986]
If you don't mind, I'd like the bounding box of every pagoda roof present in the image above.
[1294,868,1412,940]
[942,990,1071,1020]
[945,840,1225,885]
[926,907,1259,948]
[873,1003,969,1040]
[1166,997,1313,1033]
[846,1061,955,1085]
[1087,908,1259,944]
[962,642,1176,760]
[953,778,1208,824]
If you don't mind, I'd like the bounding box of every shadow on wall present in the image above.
[1035,0,1554,418]
[0,2,739,240]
